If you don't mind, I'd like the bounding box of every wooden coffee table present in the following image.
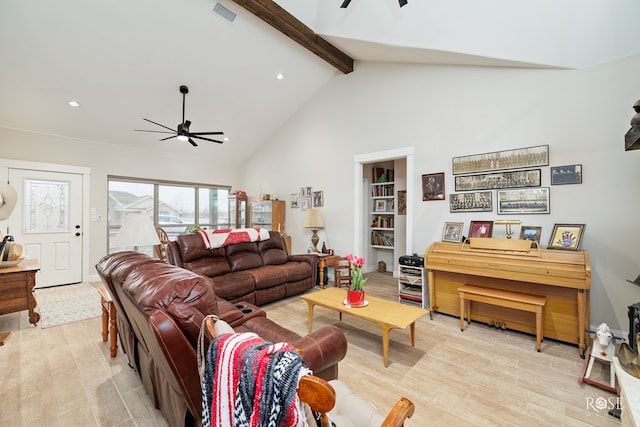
[300,287,430,367]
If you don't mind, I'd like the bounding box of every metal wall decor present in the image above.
[449,191,492,213]
[455,169,541,192]
[497,187,550,215]
[452,145,549,175]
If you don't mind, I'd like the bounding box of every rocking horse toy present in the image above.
[579,323,621,393]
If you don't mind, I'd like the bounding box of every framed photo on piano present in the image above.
[519,225,542,242]
[442,222,464,243]
[469,220,493,238]
[547,224,585,251]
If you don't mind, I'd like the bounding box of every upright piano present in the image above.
[424,239,591,356]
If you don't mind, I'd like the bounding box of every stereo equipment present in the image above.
[399,254,424,267]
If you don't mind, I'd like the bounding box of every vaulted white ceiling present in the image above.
[1,0,637,164]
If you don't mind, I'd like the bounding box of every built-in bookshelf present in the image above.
[370,176,395,251]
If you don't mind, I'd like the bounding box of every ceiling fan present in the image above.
[135,85,224,147]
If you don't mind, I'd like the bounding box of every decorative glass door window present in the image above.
[23,179,70,233]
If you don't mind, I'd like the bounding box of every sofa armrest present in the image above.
[166,241,183,267]
[288,253,319,286]
[293,325,348,381]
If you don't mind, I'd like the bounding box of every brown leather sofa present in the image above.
[166,230,317,306]
[96,251,347,427]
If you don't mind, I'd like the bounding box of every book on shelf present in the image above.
[371,216,394,228]
[371,185,394,197]
[371,231,394,246]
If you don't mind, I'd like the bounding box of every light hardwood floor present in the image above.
[0,272,621,426]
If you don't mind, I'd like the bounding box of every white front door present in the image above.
[8,169,83,288]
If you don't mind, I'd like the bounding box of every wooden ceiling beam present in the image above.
[231,0,354,74]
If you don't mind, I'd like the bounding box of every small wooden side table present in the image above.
[317,254,339,288]
[98,287,118,357]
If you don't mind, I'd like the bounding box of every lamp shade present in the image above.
[303,209,324,229]
[113,214,160,248]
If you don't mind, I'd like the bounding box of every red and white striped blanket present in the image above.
[197,227,270,249]
[200,332,309,427]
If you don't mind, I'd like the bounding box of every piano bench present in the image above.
[457,284,547,351]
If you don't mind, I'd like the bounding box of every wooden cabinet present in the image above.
[229,194,248,228]
[250,200,285,232]
[0,259,40,326]
[398,264,427,308]
[370,181,394,250]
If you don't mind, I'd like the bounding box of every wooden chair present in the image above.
[201,316,415,427]
[154,227,169,261]
[334,256,352,288]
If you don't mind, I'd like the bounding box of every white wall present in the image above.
[241,55,640,330]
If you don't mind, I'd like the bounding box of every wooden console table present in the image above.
[0,259,40,327]
[425,239,591,356]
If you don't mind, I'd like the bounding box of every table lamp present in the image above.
[113,214,160,252]
[303,209,324,252]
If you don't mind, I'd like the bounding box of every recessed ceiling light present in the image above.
[67,100,80,107]
[276,73,284,80]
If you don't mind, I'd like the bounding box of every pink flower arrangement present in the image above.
[346,254,367,291]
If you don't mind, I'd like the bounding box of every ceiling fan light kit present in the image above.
[134,85,224,147]
[341,0,407,8]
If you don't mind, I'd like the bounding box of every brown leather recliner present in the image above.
[96,252,347,427]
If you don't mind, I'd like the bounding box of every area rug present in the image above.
[35,283,102,328]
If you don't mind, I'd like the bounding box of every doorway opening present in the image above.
[353,147,414,276]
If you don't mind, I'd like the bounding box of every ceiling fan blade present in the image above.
[134,129,175,134]
[187,138,198,147]
[191,135,224,144]
[189,131,224,136]
[159,135,177,141]
[143,118,176,132]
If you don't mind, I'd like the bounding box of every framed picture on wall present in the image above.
[455,169,541,191]
[422,172,445,201]
[301,196,312,211]
[290,193,299,208]
[452,144,549,175]
[397,190,406,215]
[548,224,585,251]
[469,220,493,238]
[312,191,324,207]
[551,164,582,185]
[497,187,550,214]
[449,191,492,213]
